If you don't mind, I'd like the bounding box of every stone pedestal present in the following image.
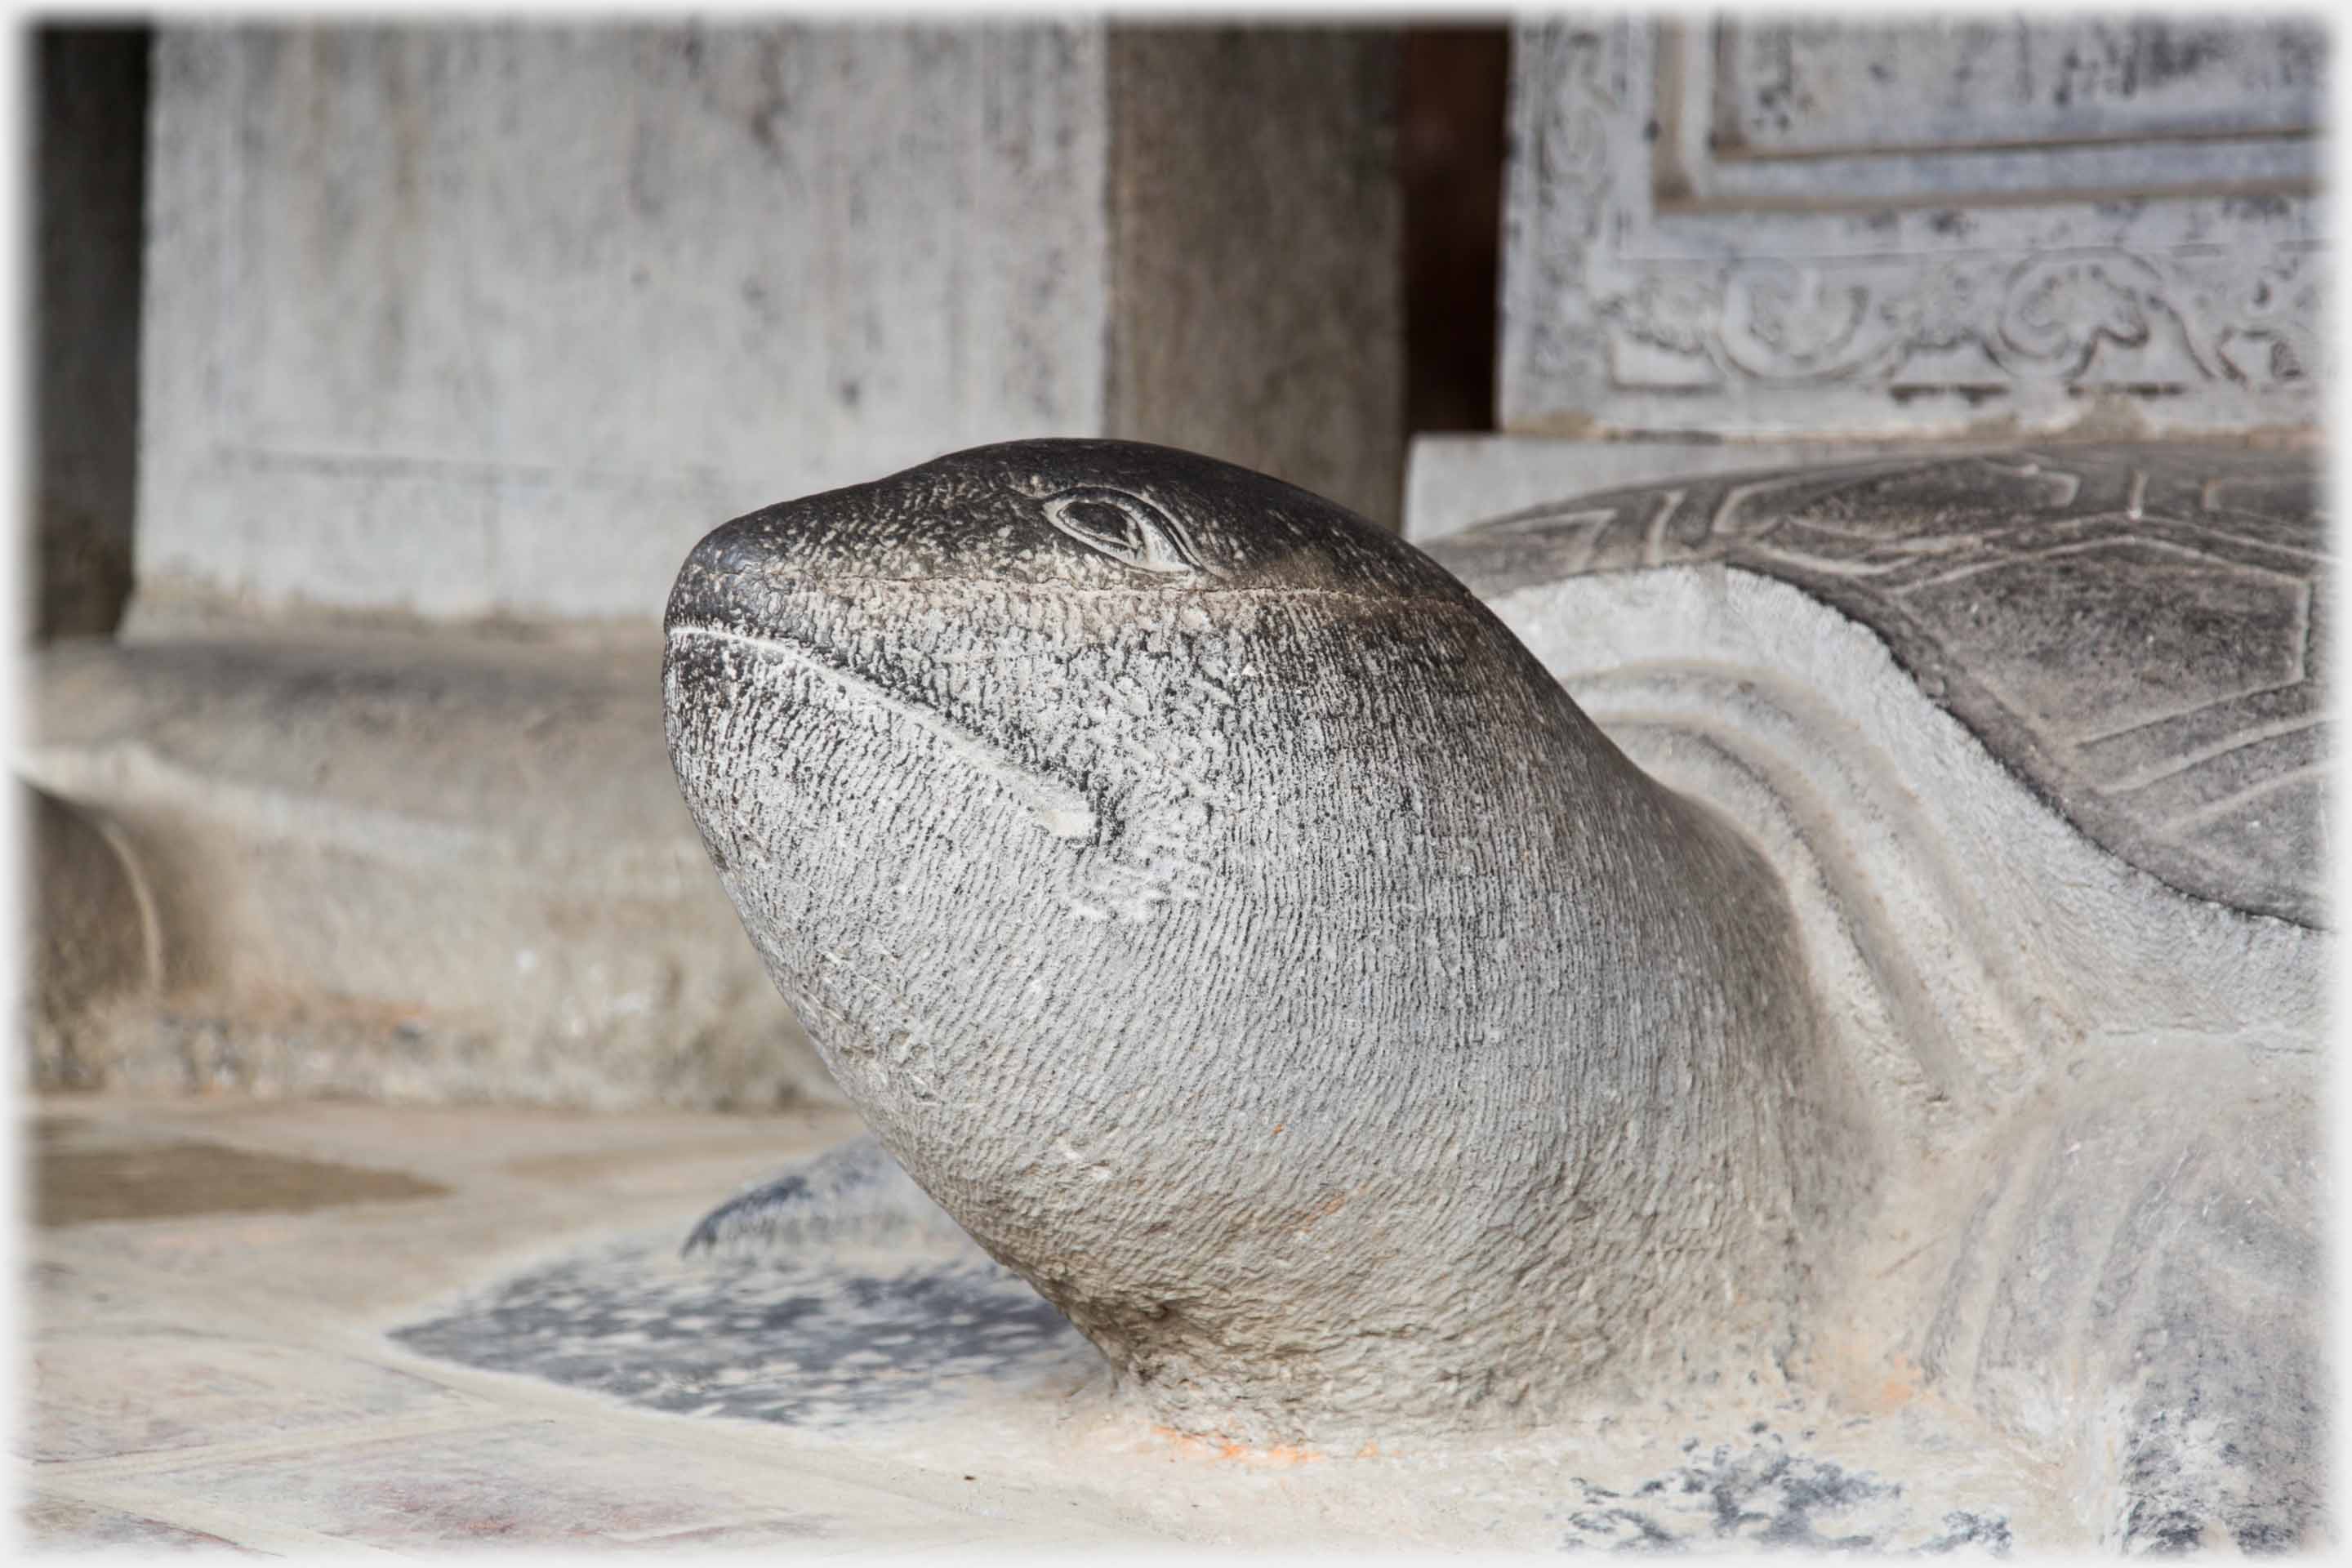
[23,628,829,1110]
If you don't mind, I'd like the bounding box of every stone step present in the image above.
[20,624,833,1111]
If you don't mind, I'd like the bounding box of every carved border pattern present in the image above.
[1507,21,2326,417]
[1599,245,2325,393]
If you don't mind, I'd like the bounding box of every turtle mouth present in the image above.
[665,617,1099,843]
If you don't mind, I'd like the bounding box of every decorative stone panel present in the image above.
[1499,18,2326,441]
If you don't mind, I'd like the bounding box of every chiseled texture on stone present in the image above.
[657,438,2325,1551]
[663,439,1864,1441]
[1416,441,2325,1552]
[1433,443,2328,927]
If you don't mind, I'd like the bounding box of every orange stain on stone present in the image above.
[1152,1427,1326,1465]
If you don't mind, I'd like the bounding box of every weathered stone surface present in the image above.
[137,24,1403,626]
[23,1494,267,1555]
[1549,1437,2014,1552]
[1105,28,1402,527]
[655,438,2324,1548]
[19,626,831,1109]
[42,1091,2070,1553]
[29,1096,1126,1555]
[1422,441,2326,1552]
[394,1225,1090,1431]
[1908,1055,2324,1554]
[61,1419,905,1552]
[1499,19,2324,442]
[681,1130,968,1256]
[662,439,1862,1442]
[27,1330,475,1463]
[392,1137,2038,1552]
[20,787,157,1089]
[140,24,1113,622]
[33,1134,448,1227]
[1431,443,2328,927]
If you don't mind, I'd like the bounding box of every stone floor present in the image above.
[20,1093,2053,1557]
[20,1094,1138,1555]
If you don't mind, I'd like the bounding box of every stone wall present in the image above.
[1105,29,1401,526]
[140,26,1113,624]
[136,24,1403,629]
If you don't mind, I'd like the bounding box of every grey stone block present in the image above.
[20,627,831,1110]
[136,24,1403,627]
[1104,28,1401,527]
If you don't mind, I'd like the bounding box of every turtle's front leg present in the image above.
[681,1135,969,1258]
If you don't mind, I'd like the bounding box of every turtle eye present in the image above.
[1041,487,1218,578]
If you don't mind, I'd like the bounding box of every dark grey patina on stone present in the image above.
[394,1142,1094,1430]
[1432,444,2328,927]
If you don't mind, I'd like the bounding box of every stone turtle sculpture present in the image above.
[662,440,2324,1551]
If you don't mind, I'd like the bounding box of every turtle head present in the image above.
[662,434,1481,997]
[662,435,1520,1201]
[662,434,1489,855]
[661,439,1837,1440]
[661,439,1644,1416]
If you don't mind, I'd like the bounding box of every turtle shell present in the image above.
[1428,444,2327,929]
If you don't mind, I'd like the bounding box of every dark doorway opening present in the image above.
[1401,26,1508,438]
[30,24,152,643]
